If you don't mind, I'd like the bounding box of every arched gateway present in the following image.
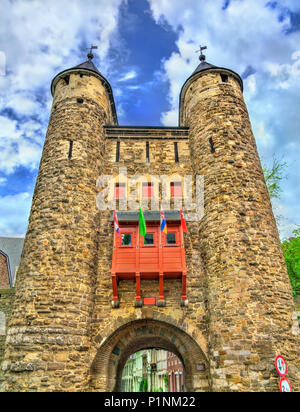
[90,318,209,392]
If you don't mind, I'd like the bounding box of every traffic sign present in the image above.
[275,355,287,377]
[279,377,292,392]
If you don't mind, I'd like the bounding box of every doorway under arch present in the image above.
[89,319,210,392]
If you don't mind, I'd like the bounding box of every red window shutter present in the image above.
[115,183,125,199]
[171,182,182,197]
[142,183,153,198]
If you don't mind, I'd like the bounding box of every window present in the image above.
[116,141,120,162]
[174,142,179,162]
[115,183,126,199]
[144,234,154,245]
[146,141,150,163]
[209,137,215,154]
[166,233,176,245]
[221,74,228,83]
[68,140,73,159]
[64,75,70,85]
[142,182,153,198]
[122,234,132,246]
[170,182,182,197]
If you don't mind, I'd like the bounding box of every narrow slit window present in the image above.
[116,141,120,162]
[209,137,215,154]
[174,142,179,162]
[68,140,73,159]
[146,141,150,163]
[64,75,70,85]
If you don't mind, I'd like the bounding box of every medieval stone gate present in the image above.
[1,49,299,392]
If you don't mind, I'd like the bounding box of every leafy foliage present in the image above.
[263,156,287,200]
[281,227,300,296]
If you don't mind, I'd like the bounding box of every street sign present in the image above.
[279,377,292,392]
[275,355,287,377]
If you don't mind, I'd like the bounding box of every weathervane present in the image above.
[195,45,207,62]
[86,45,98,60]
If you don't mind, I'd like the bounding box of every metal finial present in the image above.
[86,45,98,60]
[195,45,207,62]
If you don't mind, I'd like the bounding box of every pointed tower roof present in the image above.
[72,58,102,75]
[178,47,243,126]
[50,48,118,125]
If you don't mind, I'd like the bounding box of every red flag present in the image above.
[180,209,188,233]
[114,210,120,234]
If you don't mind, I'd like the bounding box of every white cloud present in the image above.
[0,192,32,236]
[118,70,138,82]
[0,0,124,175]
[0,177,7,186]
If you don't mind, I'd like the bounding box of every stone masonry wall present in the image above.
[182,70,300,391]
[1,72,114,392]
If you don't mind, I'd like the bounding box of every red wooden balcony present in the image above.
[110,211,188,307]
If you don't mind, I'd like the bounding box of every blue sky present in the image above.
[0,0,299,239]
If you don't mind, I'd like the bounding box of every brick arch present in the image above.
[89,319,210,392]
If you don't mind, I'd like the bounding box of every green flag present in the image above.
[139,207,147,236]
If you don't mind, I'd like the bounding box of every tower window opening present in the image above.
[146,141,150,163]
[221,74,228,83]
[174,142,179,162]
[64,75,70,85]
[209,137,215,154]
[68,140,73,159]
[116,141,120,162]
[77,98,84,104]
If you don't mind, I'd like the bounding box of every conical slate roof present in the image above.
[178,56,243,126]
[192,60,218,75]
[72,59,102,75]
[50,55,118,125]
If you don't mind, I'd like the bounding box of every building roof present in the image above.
[110,211,181,222]
[0,237,24,286]
[192,60,218,75]
[178,56,244,126]
[71,59,102,75]
[50,55,118,125]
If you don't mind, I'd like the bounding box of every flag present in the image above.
[160,210,167,234]
[180,209,188,233]
[114,210,120,234]
[139,207,147,236]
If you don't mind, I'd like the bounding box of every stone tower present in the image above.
[1,50,299,392]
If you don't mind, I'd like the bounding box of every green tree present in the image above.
[281,227,300,296]
[263,157,299,297]
[262,156,287,200]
